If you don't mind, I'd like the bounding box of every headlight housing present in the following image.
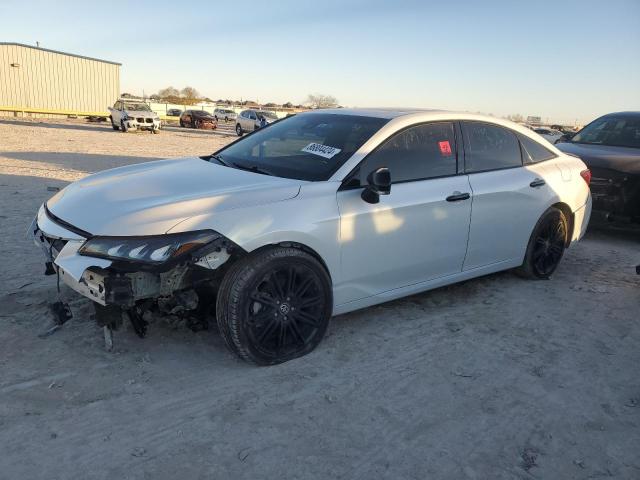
[78,230,220,264]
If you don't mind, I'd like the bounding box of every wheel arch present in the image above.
[550,201,574,246]
[249,241,333,283]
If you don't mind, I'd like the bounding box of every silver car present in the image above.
[213,108,237,122]
[31,109,591,365]
[235,109,278,135]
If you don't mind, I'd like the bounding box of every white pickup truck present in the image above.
[108,99,161,133]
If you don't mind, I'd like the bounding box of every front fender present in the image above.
[167,183,342,285]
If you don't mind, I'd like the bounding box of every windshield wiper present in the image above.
[208,154,231,167]
[230,162,274,176]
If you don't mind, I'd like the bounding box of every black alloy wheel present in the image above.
[216,247,332,365]
[519,207,568,279]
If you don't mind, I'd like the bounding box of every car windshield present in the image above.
[215,113,388,181]
[124,102,151,111]
[571,115,640,148]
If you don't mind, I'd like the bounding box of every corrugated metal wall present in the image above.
[0,43,120,116]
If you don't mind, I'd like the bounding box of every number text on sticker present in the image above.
[301,143,342,159]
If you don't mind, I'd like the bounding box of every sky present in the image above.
[2,0,639,124]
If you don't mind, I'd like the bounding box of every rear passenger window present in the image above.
[518,134,557,164]
[462,122,522,172]
[360,122,457,184]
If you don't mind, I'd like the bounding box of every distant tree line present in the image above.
[145,87,339,110]
[149,86,203,105]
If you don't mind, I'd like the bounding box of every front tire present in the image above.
[518,207,568,279]
[216,247,332,365]
[110,116,120,131]
[120,119,128,133]
[236,124,243,136]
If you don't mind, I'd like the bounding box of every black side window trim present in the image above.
[340,120,461,190]
[517,133,558,164]
[460,121,524,174]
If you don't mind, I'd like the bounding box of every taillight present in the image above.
[580,169,591,186]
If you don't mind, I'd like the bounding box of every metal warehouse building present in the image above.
[0,43,120,117]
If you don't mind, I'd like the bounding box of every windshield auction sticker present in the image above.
[302,143,342,159]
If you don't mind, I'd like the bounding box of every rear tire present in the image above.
[517,207,568,279]
[216,247,332,365]
[236,124,243,136]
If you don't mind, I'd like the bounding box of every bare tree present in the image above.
[156,86,179,99]
[181,86,200,105]
[306,93,338,109]
[506,113,524,122]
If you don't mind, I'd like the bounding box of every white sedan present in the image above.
[32,109,592,364]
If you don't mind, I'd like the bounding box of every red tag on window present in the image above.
[439,141,452,156]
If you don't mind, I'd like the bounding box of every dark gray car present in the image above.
[556,112,640,224]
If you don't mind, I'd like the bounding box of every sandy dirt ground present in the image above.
[1,119,639,480]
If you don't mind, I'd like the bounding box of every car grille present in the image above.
[590,176,613,193]
[589,168,625,196]
[145,118,153,123]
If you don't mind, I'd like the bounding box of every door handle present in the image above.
[446,192,470,202]
[530,178,546,188]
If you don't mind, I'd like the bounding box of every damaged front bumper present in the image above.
[31,203,238,308]
[589,168,640,224]
[124,117,161,131]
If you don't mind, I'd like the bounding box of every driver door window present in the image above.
[358,122,458,184]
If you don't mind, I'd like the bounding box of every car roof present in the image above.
[601,111,640,118]
[300,108,542,130]
[292,108,564,142]
[304,108,447,119]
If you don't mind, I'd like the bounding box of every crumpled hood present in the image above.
[47,157,302,236]
[557,142,640,175]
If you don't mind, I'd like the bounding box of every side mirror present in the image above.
[361,167,391,204]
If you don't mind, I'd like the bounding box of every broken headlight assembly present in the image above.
[78,230,221,264]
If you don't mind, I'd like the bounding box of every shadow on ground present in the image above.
[0,119,114,134]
